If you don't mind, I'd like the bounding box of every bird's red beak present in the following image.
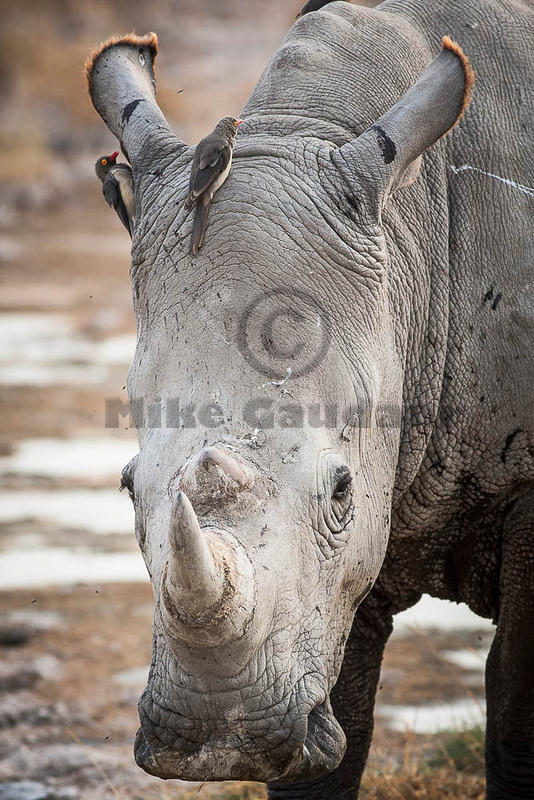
[236,119,244,126]
[109,151,119,163]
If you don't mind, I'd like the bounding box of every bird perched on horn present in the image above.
[95,151,135,236]
[297,0,351,17]
[185,116,243,256]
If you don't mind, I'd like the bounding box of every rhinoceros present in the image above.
[86,1,534,797]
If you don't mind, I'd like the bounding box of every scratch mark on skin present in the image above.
[264,367,293,389]
[122,98,144,124]
[491,293,502,311]
[482,287,503,310]
[501,427,522,464]
[371,125,396,164]
[450,164,534,198]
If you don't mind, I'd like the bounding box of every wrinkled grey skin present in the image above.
[87,2,534,798]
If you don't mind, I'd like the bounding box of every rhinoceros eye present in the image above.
[331,466,353,526]
[120,460,137,503]
[332,470,352,500]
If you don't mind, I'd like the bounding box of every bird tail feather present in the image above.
[190,196,211,256]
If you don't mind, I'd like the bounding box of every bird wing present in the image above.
[190,194,212,256]
[189,142,232,199]
[113,164,135,220]
[102,171,132,236]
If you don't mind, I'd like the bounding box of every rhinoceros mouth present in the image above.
[133,697,346,783]
[269,697,347,783]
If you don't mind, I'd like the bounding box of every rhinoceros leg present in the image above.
[268,585,398,800]
[485,491,534,799]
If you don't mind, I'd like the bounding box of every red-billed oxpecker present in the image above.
[185,116,243,256]
[95,151,135,237]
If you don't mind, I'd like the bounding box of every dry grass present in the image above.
[163,786,266,800]
[112,783,267,799]
[361,770,484,800]
[360,727,485,800]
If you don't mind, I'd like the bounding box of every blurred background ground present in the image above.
[0,1,488,798]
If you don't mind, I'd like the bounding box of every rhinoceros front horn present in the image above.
[160,492,255,650]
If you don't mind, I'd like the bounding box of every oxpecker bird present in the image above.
[297,0,350,17]
[185,116,243,256]
[95,152,135,236]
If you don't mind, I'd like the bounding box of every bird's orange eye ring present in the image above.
[101,158,108,165]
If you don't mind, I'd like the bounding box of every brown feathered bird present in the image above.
[185,116,243,256]
[95,152,135,236]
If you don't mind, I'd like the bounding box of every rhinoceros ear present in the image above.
[331,36,474,218]
[85,33,187,169]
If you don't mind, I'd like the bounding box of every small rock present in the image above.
[0,665,40,692]
[0,697,68,730]
[0,612,61,647]
[0,782,51,800]
[0,656,61,692]
[10,743,92,780]
[0,622,34,647]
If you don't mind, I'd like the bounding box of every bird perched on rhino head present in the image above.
[95,151,135,237]
[185,116,243,256]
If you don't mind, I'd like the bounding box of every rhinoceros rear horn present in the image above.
[332,36,474,216]
[85,32,187,169]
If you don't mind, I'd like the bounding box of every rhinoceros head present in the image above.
[87,5,472,784]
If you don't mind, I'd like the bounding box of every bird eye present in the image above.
[101,158,107,165]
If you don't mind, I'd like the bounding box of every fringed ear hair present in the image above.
[86,32,186,169]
